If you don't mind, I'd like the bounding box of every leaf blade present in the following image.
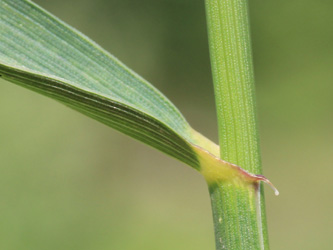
[0,0,201,167]
[0,0,192,138]
[0,0,277,192]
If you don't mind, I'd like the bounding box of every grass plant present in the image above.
[0,0,277,249]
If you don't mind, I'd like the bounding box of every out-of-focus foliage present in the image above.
[0,0,332,249]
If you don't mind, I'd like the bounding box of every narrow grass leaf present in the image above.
[0,0,277,192]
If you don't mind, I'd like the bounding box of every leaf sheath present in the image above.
[205,0,270,249]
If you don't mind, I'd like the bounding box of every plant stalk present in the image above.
[205,0,269,249]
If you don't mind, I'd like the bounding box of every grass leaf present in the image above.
[0,0,201,168]
[0,0,276,192]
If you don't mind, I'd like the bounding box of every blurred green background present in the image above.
[1,0,332,249]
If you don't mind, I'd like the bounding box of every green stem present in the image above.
[205,0,269,249]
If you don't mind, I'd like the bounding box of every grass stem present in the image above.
[204,0,270,249]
